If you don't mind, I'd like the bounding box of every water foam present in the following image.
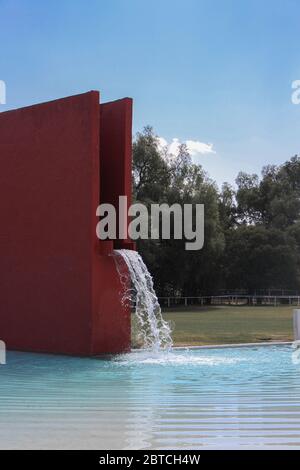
[116,350,246,367]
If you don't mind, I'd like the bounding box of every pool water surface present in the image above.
[0,345,300,449]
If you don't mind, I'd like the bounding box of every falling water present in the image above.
[114,249,173,351]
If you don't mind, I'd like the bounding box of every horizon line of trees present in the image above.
[132,126,300,297]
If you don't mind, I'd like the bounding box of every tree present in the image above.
[223,226,299,292]
[133,126,170,202]
[218,182,236,230]
[133,128,300,295]
[236,156,300,228]
[132,127,224,296]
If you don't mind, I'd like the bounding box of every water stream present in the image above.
[114,249,173,351]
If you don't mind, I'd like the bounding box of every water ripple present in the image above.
[1,345,300,449]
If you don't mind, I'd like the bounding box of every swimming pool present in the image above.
[0,344,300,449]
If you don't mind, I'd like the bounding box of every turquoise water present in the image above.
[1,345,300,449]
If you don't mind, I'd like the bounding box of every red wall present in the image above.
[100,98,133,245]
[0,91,133,355]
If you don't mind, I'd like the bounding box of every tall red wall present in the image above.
[0,91,133,355]
[93,96,133,354]
[100,98,133,245]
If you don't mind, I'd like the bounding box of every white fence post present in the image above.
[293,310,300,341]
[0,340,6,365]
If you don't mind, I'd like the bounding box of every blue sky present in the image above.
[1,0,300,186]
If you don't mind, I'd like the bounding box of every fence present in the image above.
[215,289,300,296]
[159,295,300,308]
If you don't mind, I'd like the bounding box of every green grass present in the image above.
[160,305,294,346]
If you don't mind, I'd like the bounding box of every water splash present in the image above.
[114,249,173,352]
[116,349,246,367]
[292,340,300,364]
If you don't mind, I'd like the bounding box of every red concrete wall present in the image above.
[0,91,133,355]
[92,97,133,354]
[100,98,133,246]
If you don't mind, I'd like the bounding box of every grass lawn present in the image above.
[161,305,294,346]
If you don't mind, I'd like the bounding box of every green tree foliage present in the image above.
[133,126,170,202]
[236,156,300,228]
[224,226,299,292]
[132,127,300,294]
[133,127,224,296]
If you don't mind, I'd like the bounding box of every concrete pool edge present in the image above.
[173,340,293,349]
[132,340,293,353]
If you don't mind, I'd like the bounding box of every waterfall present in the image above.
[114,249,173,351]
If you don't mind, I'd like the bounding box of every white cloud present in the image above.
[158,136,216,159]
[157,137,168,150]
[185,140,215,157]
